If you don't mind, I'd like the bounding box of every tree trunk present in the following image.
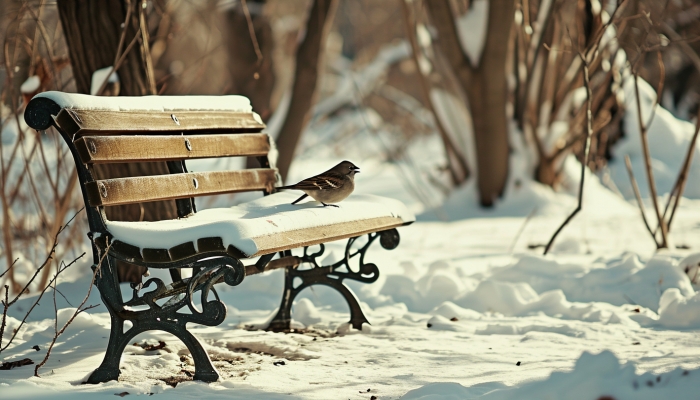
[426,0,514,206]
[275,0,338,182]
[57,0,178,282]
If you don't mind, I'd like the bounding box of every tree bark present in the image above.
[57,0,178,282]
[426,0,514,206]
[275,0,339,182]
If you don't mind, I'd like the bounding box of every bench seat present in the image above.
[106,192,414,259]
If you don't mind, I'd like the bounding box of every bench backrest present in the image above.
[24,92,279,229]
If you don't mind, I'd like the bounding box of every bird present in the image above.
[277,161,360,207]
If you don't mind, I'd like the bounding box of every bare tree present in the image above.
[426,0,514,206]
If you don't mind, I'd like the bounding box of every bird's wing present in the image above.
[287,172,345,191]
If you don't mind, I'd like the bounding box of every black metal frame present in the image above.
[24,96,403,384]
[87,251,245,383]
[268,228,400,331]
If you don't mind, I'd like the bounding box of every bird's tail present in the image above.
[291,193,308,204]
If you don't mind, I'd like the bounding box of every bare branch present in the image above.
[666,107,700,232]
[400,0,470,184]
[633,73,668,247]
[34,264,98,377]
[241,0,263,66]
[624,154,656,243]
[544,52,594,255]
[95,0,134,96]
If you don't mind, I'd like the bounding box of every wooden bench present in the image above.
[24,91,414,384]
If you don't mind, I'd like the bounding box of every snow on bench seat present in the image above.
[105,192,415,258]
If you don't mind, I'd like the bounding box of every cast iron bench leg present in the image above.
[267,229,400,332]
[87,258,224,383]
[88,316,219,383]
[267,265,370,331]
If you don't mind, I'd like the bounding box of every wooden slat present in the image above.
[55,108,265,136]
[75,134,271,164]
[85,169,276,207]
[250,217,406,257]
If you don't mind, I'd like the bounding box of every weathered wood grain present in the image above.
[75,134,271,164]
[86,169,277,207]
[55,108,264,136]
[250,217,406,257]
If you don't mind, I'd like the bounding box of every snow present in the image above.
[658,289,700,328]
[454,0,489,67]
[404,351,700,399]
[4,192,700,398]
[20,75,41,94]
[33,91,255,113]
[430,88,477,174]
[89,67,119,95]
[105,192,414,257]
[608,75,700,199]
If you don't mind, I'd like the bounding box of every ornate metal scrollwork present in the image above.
[88,254,245,384]
[268,228,400,331]
[121,255,245,326]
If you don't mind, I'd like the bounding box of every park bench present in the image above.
[24,91,414,384]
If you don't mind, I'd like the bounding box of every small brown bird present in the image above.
[278,161,360,207]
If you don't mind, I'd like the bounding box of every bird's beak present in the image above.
[353,167,360,173]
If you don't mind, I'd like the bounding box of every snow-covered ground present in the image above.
[3,77,700,399]
[3,192,700,399]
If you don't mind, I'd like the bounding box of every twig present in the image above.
[33,237,111,376]
[138,0,157,94]
[27,0,45,74]
[0,251,86,354]
[661,22,700,73]
[23,1,60,89]
[0,208,84,352]
[633,73,668,247]
[34,268,98,377]
[95,0,133,96]
[543,53,593,255]
[624,154,656,242]
[38,170,78,290]
[0,258,19,280]
[644,50,664,130]
[656,22,700,233]
[510,207,537,254]
[7,139,39,206]
[399,0,470,184]
[540,0,628,254]
[241,0,263,66]
[665,107,700,232]
[0,285,9,350]
[0,25,23,293]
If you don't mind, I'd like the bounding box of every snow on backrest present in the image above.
[34,91,255,113]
